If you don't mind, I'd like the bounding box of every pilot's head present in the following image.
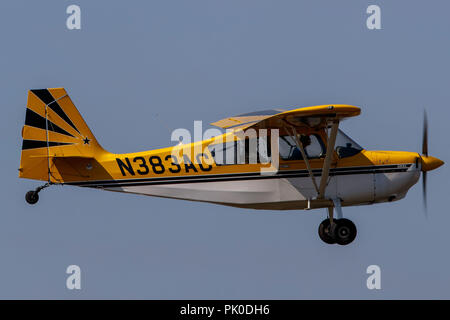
[300,134,311,147]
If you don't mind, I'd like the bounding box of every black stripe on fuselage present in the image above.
[31,89,81,135]
[66,164,412,188]
[25,108,75,138]
[22,139,74,150]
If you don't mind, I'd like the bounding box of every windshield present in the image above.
[335,129,363,158]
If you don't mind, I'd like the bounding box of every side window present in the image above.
[304,135,325,158]
[208,136,271,165]
[208,141,237,165]
[279,136,300,160]
[279,134,325,161]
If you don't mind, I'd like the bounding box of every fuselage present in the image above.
[62,144,423,210]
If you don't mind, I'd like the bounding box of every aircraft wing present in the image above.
[211,105,360,133]
[210,108,286,130]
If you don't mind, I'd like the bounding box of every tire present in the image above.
[334,218,357,245]
[318,219,336,244]
[25,191,39,205]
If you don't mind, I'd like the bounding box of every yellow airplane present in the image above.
[19,88,444,245]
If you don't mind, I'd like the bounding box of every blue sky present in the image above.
[0,0,449,298]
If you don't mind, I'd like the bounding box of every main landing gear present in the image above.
[318,199,357,245]
[318,218,357,245]
[25,183,50,205]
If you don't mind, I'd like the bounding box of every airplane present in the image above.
[19,88,444,245]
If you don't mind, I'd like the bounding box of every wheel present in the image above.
[334,218,357,245]
[25,191,39,205]
[318,219,336,244]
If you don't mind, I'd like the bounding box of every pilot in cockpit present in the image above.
[291,134,311,160]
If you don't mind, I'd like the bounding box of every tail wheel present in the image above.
[318,219,336,244]
[25,191,39,205]
[334,218,357,245]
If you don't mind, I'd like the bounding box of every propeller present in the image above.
[419,110,444,215]
[422,110,428,214]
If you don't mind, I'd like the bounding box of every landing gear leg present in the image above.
[333,198,343,220]
[318,199,357,245]
[25,183,50,205]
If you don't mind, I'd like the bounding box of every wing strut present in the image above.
[286,125,320,195]
[317,120,339,199]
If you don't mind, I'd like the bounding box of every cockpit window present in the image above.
[335,129,363,158]
[279,134,325,160]
[208,136,272,165]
